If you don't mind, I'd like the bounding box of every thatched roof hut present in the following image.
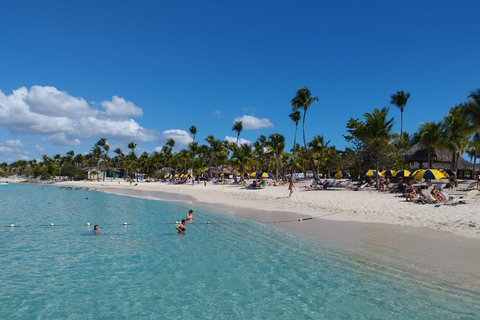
[403,144,475,177]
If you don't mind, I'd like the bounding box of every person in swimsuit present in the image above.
[176,219,186,233]
[288,180,295,198]
[93,225,99,233]
[186,210,194,221]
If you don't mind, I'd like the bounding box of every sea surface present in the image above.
[1,183,480,319]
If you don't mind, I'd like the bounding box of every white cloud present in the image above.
[42,133,81,146]
[0,86,157,146]
[213,110,222,117]
[161,129,193,147]
[4,140,24,147]
[25,85,96,118]
[35,145,46,152]
[101,95,142,119]
[224,136,251,145]
[0,146,14,154]
[233,115,273,130]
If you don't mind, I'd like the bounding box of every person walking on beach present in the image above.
[288,180,295,198]
[476,173,480,190]
[176,219,186,233]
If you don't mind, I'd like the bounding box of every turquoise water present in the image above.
[1,184,479,319]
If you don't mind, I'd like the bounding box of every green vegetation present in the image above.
[3,87,480,182]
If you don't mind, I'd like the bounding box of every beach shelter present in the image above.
[249,172,258,178]
[332,170,351,179]
[362,169,380,177]
[412,169,446,180]
[256,172,273,179]
[395,170,411,178]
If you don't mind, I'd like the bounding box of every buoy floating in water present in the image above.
[86,223,90,226]
[207,222,210,224]
[50,223,54,226]
[10,224,14,227]
[123,222,128,225]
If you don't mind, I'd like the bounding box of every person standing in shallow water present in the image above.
[176,219,186,233]
[186,210,194,221]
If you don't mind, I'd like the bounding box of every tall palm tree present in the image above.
[290,87,319,180]
[289,110,301,181]
[362,108,394,190]
[232,121,243,144]
[189,125,197,142]
[266,133,285,180]
[189,125,197,172]
[390,90,410,135]
[413,121,445,169]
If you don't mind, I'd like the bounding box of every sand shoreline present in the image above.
[47,179,480,290]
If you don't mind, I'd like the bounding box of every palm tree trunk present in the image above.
[289,124,298,183]
[302,110,317,181]
[400,110,404,136]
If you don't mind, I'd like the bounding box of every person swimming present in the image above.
[93,225,99,233]
[186,210,194,221]
[176,219,186,233]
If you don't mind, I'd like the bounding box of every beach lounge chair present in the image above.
[448,190,478,205]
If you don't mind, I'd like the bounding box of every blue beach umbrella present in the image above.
[256,172,273,179]
[412,169,446,180]
[362,169,380,177]
[381,170,396,177]
[332,170,351,179]
[395,170,411,178]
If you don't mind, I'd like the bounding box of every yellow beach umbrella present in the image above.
[395,170,411,178]
[164,174,169,178]
[412,169,445,180]
[174,174,179,178]
[362,169,380,177]
[333,170,350,179]
[249,172,258,178]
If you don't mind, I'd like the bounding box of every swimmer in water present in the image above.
[93,225,99,233]
[176,219,186,233]
[186,209,195,221]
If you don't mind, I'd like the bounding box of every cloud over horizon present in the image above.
[0,86,157,146]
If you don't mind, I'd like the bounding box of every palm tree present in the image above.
[189,125,197,172]
[413,122,445,169]
[189,125,197,142]
[290,87,319,180]
[289,110,301,181]
[308,135,330,178]
[266,133,285,180]
[232,121,243,144]
[443,105,476,172]
[362,108,394,190]
[230,143,255,181]
[390,90,411,135]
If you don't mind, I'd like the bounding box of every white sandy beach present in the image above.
[53,178,480,239]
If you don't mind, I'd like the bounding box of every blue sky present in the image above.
[1,0,479,163]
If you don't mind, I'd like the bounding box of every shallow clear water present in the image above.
[1,184,479,319]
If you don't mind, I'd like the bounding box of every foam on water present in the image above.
[1,183,480,319]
